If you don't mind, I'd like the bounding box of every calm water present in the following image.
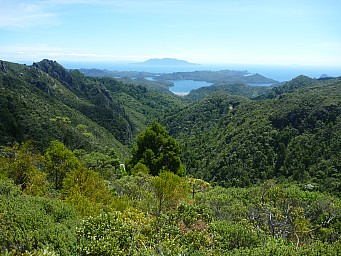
[170,80,213,95]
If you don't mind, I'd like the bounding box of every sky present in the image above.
[0,0,341,66]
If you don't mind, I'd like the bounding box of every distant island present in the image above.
[153,70,278,84]
[79,68,278,90]
[135,58,199,66]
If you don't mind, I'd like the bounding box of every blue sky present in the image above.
[0,0,341,66]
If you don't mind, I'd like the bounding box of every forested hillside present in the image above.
[184,83,274,101]
[79,68,174,93]
[0,60,185,153]
[166,76,341,194]
[0,60,340,255]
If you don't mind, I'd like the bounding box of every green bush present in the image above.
[222,239,341,256]
[0,178,21,196]
[76,212,136,255]
[210,220,263,251]
[0,193,79,255]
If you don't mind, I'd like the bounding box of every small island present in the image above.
[135,58,199,66]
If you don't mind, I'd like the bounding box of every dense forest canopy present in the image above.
[0,60,340,255]
[166,76,340,194]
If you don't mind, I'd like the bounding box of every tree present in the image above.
[152,171,189,214]
[62,167,112,216]
[75,148,124,181]
[128,121,185,176]
[44,141,82,190]
[0,141,48,196]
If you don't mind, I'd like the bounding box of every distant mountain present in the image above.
[136,58,199,66]
[318,74,335,81]
[319,74,331,79]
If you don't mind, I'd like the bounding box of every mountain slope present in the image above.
[78,68,174,93]
[0,61,127,155]
[0,60,185,156]
[33,60,186,143]
[165,77,341,194]
[184,83,274,101]
[255,75,317,99]
[1,60,340,195]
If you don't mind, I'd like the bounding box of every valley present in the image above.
[0,59,340,255]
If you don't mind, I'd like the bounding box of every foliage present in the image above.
[44,141,82,190]
[62,167,113,216]
[152,171,189,214]
[0,189,79,255]
[255,75,316,99]
[0,141,48,196]
[185,83,273,101]
[1,165,340,255]
[128,121,185,176]
[1,60,341,255]
[74,148,125,181]
[113,172,155,213]
[0,178,21,196]
[187,177,212,199]
[210,220,264,251]
[93,180,341,255]
[221,240,341,256]
[196,182,341,247]
[0,60,185,157]
[76,210,155,255]
[166,77,341,192]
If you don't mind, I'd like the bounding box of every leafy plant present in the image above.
[128,121,185,176]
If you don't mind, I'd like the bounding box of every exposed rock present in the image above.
[0,60,7,72]
[33,59,73,85]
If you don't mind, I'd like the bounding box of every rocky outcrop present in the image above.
[33,59,72,85]
[0,60,7,72]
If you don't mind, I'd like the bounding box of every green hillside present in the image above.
[79,68,174,93]
[32,59,186,143]
[0,60,185,155]
[184,82,274,101]
[0,61,125,153]
[0,60,340,255]
[166,76,341,194]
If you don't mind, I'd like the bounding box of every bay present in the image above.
[169,80,213,95]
